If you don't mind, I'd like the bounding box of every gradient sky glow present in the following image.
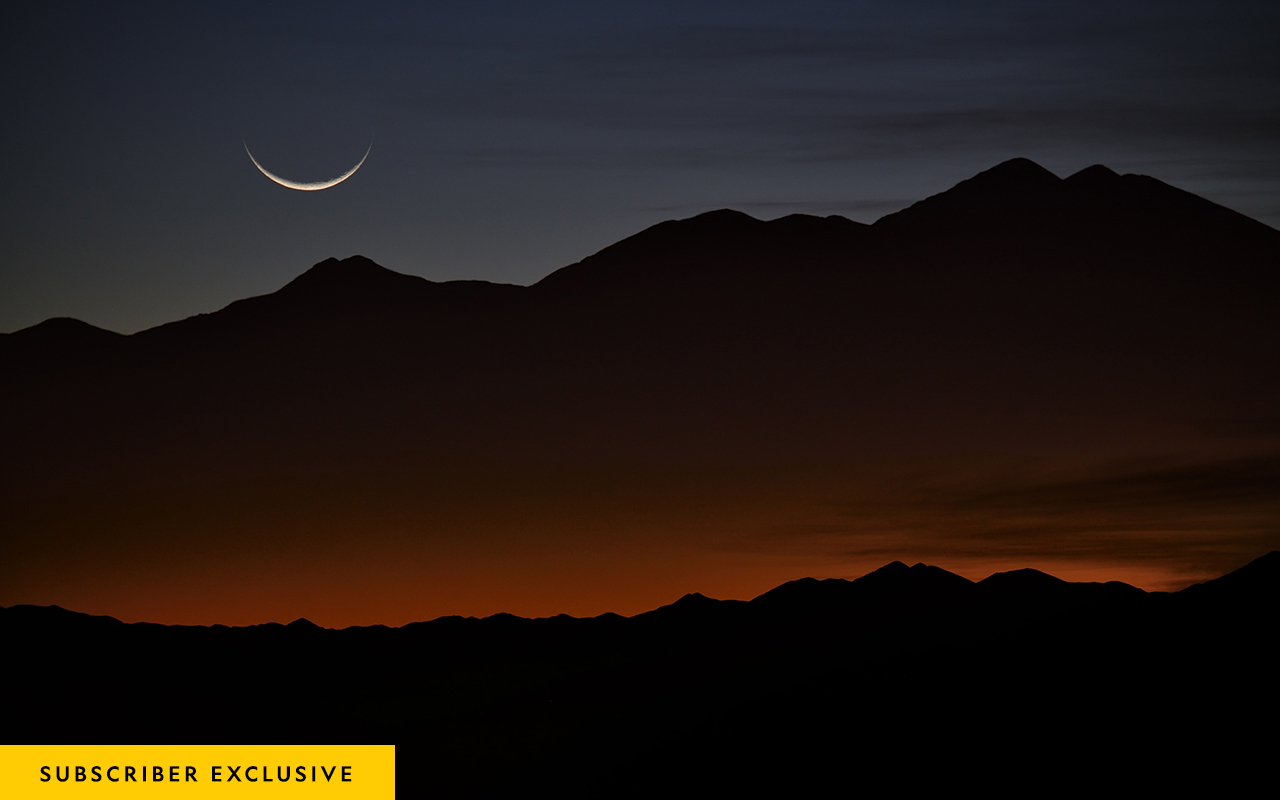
[3,0,1277,335]
[3,2,1278,626]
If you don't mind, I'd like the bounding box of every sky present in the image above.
[3,0,1278,335]
[3,2,1278,625]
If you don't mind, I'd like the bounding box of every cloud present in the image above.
[753,453,1280,587]
[955,454,1280,513]
[639,198,910,218]
[351,3,1276,186]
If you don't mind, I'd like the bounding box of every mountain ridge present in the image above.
[3,549,1274,793]
[8,157,1276,339]
[5,551,1273,630]
[2,157,1278,628]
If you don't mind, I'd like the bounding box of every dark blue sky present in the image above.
[4,0,1277,333]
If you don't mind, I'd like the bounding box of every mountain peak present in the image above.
[634,589,738,622]
[286,255,398,287]
[684,208,760,226]
[673,591,716,605]
[979,568,1067,589]
[274,255,433,304]
[852,560,974,592]
[3,316,125,373]
[873,157,1062,232]
[978,157,1062,183]
[1066,163,1120,182]
[930,157,1062,201]
[8,316,122,341]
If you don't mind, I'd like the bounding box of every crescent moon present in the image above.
[244,140,371,191]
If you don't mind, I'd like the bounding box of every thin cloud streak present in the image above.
[751,453,1280,588]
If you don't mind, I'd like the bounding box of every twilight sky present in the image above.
[3,0,1277,335]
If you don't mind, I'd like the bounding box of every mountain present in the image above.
[2,553,1274,792]
[6,159,1275,470]
[1179,548,1280,604]
[2,158,1278,628]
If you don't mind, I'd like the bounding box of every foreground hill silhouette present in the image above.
[3,553,1276,791]
[2,158,1278,626]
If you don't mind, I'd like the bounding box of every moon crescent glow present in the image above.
[244,141,371,191]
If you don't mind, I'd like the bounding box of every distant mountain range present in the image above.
[2,157,1278,626]
[4,551,1276,791]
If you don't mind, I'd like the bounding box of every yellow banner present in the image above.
[0,746,394,800]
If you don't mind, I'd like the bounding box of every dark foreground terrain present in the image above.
[5,552,1276,793]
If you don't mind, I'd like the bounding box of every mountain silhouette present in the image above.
[6,159,1275,471]
[1179,548,1280,604]
[2,157,1277,632]
[2,553,1274,793]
